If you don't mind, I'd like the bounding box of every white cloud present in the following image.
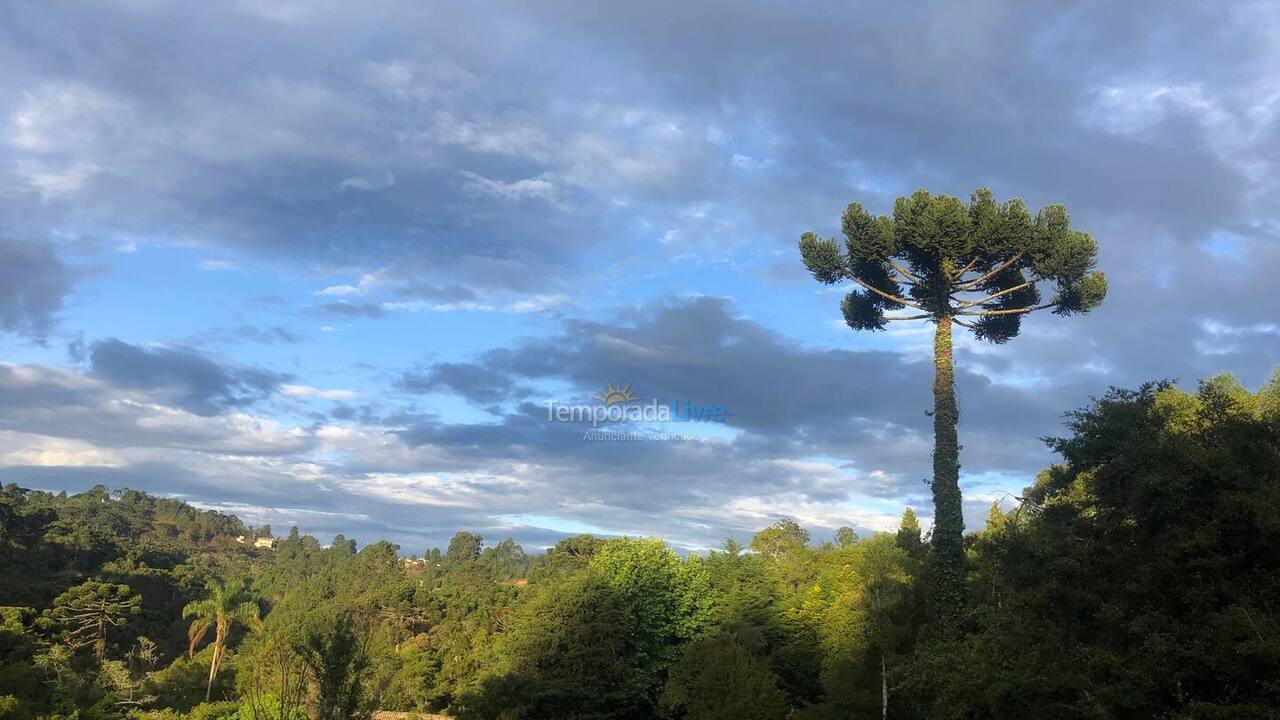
[338,171,396,192]
[0,432,127,468]
[382,300,497,313]
[280,384,358,400]
[507,293,569,313]
[317,268,389,297]
[380,292,565,314]
[459,171,557,201]
[199,259,239,271]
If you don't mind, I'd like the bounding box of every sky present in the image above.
[2,1,1278,554]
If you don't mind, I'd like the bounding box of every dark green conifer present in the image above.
[799,188,1106,620]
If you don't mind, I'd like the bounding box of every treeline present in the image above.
[2,370,1280,719]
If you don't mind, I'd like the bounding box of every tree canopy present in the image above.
[799,188,1106,341]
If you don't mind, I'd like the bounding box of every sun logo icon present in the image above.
[595,381,639,406]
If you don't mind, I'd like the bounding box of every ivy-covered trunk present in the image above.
[931,316,966,620]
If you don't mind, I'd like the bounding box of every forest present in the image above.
[2,369,1279,720]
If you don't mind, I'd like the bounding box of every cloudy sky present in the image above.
[2,1,1278,553]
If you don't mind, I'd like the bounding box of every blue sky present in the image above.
[2,1,1279,553]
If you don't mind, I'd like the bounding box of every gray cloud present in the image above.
[400,361,524,404]
[87,338,288,416]
[0,363,311,455]
[313,302,385,319]
[0,238,74,339]
[407,296,1064,467]
[206,324,305,346]
[370,296,1088,543]
[393,282,479,303]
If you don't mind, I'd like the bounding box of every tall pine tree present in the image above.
[799,188,1105,620]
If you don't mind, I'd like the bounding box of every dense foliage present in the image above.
[2,369,1278,719]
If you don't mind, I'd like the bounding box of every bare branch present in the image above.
[888,260,922,286]
[956,281,1034,309]
[958,302,1057,317]
[883,313,932,321]
[951,256,980,281]
[954,250,1025,291]
[843,272,929,311]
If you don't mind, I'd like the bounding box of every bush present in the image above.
[233,695,306,720]
[187,702,239,720]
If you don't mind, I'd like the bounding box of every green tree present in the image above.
[750,519,813,593]
[458,572,644,720]
[749,519,809,559]
[660,636,790,720]
[905,370,1280,718]
[295,613,372,720]
[799,188,1105,618]
[444,532,482,564]
[481,537,529,581]
[894,508,922,556]
[853,536,912,720]
[43,580,141,659]
[588,538,719,703]
[184,579,263,701]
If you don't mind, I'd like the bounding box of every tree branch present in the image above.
[958,302,1057,317]
[951,256,980,281]
[843,272,929,311]
[888,260,922,286]
[954,250,1025,291]
[956,281,1034,309]
[883,313,932,321]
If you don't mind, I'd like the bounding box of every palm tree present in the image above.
[183,578,262,701]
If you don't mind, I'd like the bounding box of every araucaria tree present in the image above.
[799,188,1106,619]
[45,580,142,659]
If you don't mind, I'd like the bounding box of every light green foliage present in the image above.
[587,538,719,697]
[750,519,814,593]
[235,694,303,720]
[895,508,923,555]
[443,532,482,565]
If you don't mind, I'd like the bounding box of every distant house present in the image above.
[399,557,430,576]
[235,535,276,548]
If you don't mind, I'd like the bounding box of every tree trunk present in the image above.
[931,316,966,621]
[205,628,224,702]
[881,654,888,720]
[96,615,106,660]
